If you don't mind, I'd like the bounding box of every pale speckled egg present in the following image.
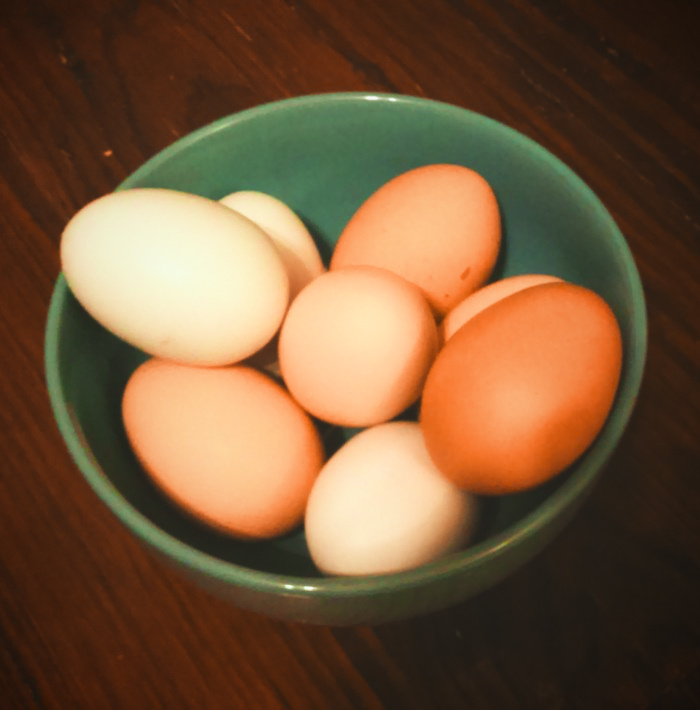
[122,359,325,539]
[421,282,623,495]
[278,266,439,427]
[61,188,289,366]
[330,164,501,316]
[440,273,563,342]
[305,422,478,576]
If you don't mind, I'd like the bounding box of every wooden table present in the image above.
[2,1,698,707]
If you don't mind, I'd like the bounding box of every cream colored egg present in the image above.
[220,190,325,300]
[305,421,477,576]
[60,188,289,366]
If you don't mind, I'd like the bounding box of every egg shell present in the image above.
[220,191,326,375]
[330,164,501,316]
[305,422,477,576]
[278,265,439,427]
[441,273,563,343]
[420,282,623,495]
[220,190,326,300]
[61,188,289,366]
[122,360,324,539]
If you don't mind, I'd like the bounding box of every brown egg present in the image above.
[122,360,325,539]
[330,164,501,316]
[440,273,563,343]
[420,282,623,494]
[278,266,439,427]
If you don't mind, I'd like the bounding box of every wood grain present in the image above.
[1,0,698,707]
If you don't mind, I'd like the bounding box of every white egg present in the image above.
[220,190,325,299]
[60,188,289,366]
[304,421,477,576]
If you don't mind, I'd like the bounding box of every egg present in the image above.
[420,282,623,494]
[330,164,501,316]
[122,359,324,539]
[219,190,326,376]
[61,188,289,366]
[219,190,325,300]
[441,273,563,342]
[305,422,477,576]
[278,266,439,427]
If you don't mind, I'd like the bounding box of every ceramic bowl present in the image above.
[45,93,647,625]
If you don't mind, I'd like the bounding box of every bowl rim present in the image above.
[45,91,648,598]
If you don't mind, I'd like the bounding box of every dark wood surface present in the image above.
[2,1,699,707]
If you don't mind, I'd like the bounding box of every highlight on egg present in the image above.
[331,163,501,315]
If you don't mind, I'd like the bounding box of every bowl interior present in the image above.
[46,93,646,588]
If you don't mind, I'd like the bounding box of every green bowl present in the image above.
[45,93,647,625]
